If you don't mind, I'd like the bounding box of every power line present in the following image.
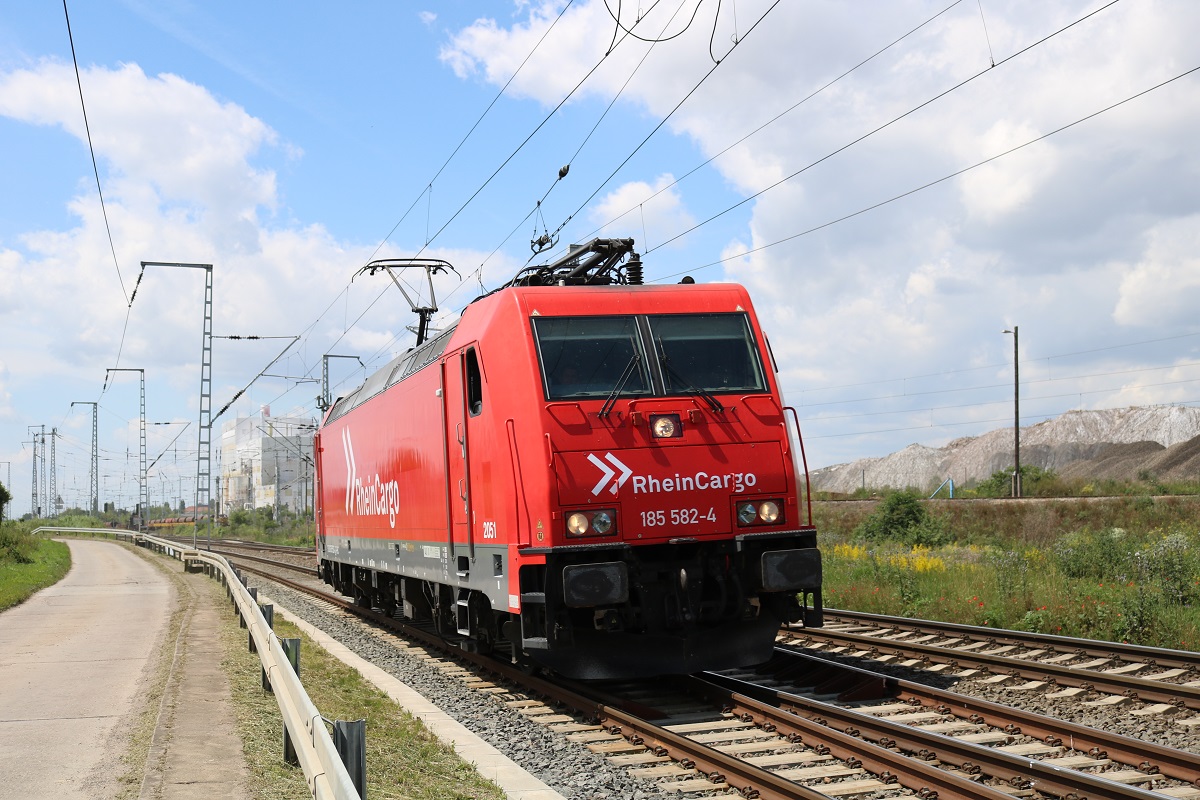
[528,0,693,256]
[254,3,688,409]
[414,2,679,261]
[602,0,709,46]
[796,333,1200,397]
[680,61,1198,277]
[61,0,127,305]
[646,0,1124,255]
[365,0,578,265]
[797,359,1200,410]
[549,0,785,253]
[580,0,967,243]
[254,3,607,413]
[805,399,1200,441]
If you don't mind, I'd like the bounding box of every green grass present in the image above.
[220,593,506,800]
[0,532,72,610]
[816,497,1200,651]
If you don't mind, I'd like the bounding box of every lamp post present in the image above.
[1002,327,1020,498]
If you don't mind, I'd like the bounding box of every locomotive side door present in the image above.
[313,431,325,557]
[442,346,482,561]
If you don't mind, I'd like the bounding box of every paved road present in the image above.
[0,539,173,798]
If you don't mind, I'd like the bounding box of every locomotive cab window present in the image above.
[465,347,483,416]
[533,316,652,401]
[648,313,766,394]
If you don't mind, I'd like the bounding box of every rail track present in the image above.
[209,546,1200,800]
[783,612,1200,714]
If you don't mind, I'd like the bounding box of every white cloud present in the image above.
[0,60,514,428]
[466,0,1200,469]
[0,359,12,422]
[0,62,281,233]
[1113,215,1200,328]
[588,174,695,249]
[440,2,617,99]
[956,121,1057,222]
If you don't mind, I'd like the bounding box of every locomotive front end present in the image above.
[514,283,823,678]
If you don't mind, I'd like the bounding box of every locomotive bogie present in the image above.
[314,271,822,679]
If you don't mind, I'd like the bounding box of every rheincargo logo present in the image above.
[631,470,757,494]
[342,428,401,528]
[587,452,757,496]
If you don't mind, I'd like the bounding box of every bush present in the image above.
[1052,527,1137,580]
[853,490,951,547]
[0,525,37,564]
[973,465,1061,498]
[1134,529,1199,605]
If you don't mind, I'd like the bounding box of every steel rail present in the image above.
[816,609,1200,672]
[160,534,312,556]
[764,648,1200,785]
[582,677,1021,800]
[796,627,1200,710]
[698,671,1181,800]
[215,549,316,576]
[235,558,1198,799]
[236,563,881,799]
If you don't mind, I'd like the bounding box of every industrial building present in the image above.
[218,407,315,517]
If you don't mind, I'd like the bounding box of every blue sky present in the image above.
[2,1,1199,516]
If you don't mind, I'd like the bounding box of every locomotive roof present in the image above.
[322,280,758,427]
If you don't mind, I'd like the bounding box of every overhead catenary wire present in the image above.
[244,2,593,415]
[797,332,1200,397]
[805,397,1200,441]
[261,1,687,398]
[355,0,974,373]
[528,0,695,257]
[547,0,785,255]
[676,59,1198,277]
[579,0,967,243]
[62,0,126,306]
[189,1,1190,455]
[602,0,708,46]
[799,359,1200,410]
[411,0,683,265]
[644,0,1124,256]
[363,0,578,266]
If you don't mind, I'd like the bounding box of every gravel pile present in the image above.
[249,577,673,800]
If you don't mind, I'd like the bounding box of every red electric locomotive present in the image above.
[314,239,822,679]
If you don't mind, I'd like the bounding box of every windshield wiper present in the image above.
[656,337,724,413]
[598,351,642,418]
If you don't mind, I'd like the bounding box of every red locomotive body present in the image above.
[315,240,822,678]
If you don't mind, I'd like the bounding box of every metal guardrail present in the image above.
[33,527,361,800]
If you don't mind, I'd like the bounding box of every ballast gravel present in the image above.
[248,577,674,800]
[801,648,1200,756]
[245,567,1200,796]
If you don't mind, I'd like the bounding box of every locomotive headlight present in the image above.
[565,508,618,537]
[591,511,613,534]
[737,499,784,526]
[650,414,681,438]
